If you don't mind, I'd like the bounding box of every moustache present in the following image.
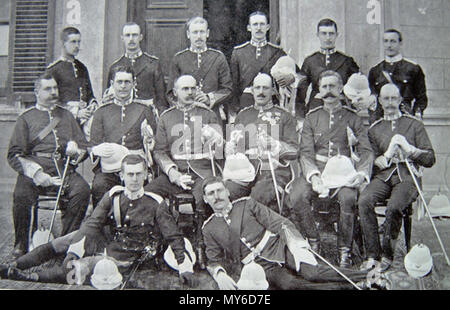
[322,93,336,99]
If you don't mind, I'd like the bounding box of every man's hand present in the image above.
[91,143,115,157]
[179,272,198,287]
[101,88,115,106]
[311,175,329,198]
[347,172,366,188]
[77,108,92,122]
[384,138,400,159]
[274,73,295,88]
[33,170,61,187]
[201,125,223,147]
[168,168,193,190]
[216,271,237,290]
[195,91,210,105]
[375,155,391,169]
[66,141,80,157]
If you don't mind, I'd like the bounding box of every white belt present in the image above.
[172,153,210,161]
[315,154,329,163]
[241,230,275,265]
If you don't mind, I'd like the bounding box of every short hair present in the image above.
[248,11,269,24]
[173,74,197,89]
[317,18,338,32]
[318,70,343,87]
[187,16,208,30]
[122,22,141,34]
[121,154,147,172]
[380,83,401,97]
[202,176,226,194]
[110,65,135,82]
[34,73,56,92]
[61,27,81,42]
[384,28,403,42]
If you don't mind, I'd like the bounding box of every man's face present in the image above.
[252,74,273,107]
[383,32,402,57]
[319,75,342,104]
[111,71,134,101]
[203,182,231,213]
[187,22,209,50]
[36,78,59,108]
[120,162,147,193]
[379,85,402,116]
[63,33,81,57]
[122,25,143,52]
[247,15,270,41]
[317,25,338,50]
[173,76,197,106]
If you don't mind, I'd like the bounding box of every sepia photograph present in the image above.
[0,0,448,296]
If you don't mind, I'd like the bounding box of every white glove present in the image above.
[168,168,193,190]
[91,143,115,157]
[384,138,400,159]
[216,271,237,290]
[311,175,329,198]
[66,141,80,157]
[347,172,366,188]
[33,170,61,187]
[201,125,223,147]
[257,130,281,157]
[391,134,415,155]
[375,155,391,169]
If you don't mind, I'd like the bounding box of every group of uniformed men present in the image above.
[0,11,436,290]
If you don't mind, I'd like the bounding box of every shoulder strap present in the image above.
[113,195,122,228]
[30,114,62,150]
[196,52,221,87]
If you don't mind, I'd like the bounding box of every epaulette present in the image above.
[267,42,282,49]
[403,58,418,66]
[21,106,37,116]
[403,114,423,123]
[144,191,164,204]
[306,106,323,116]
[342,105,358,114]
[201,213,216,230]
[234,41,250,49]
[109,185,125,197]
[239,105,254,113]
[208,48,225,55]
[143,52,159,60]
[232,196,251,205]
[46,58,63,69]
[368,118,383,130]
[110,55,125,66]
[159,106,176,118]
[174,48,189,57]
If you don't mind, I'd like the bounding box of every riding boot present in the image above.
[194,212,207,270]
[15,243,57,270]
[339,247,352,268]
[7,267,39,282]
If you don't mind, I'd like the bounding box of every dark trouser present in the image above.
[289,176,358,249]
[12,173,90,252]
[358,176,418,260]
[91,171,121,208]
[259,252,367,290]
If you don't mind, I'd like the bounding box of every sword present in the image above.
[267,151,282,214]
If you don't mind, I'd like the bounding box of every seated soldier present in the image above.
[145,75,223,268]
[0,155,197,288]
[201,176,381,290]
[288,70,373,268]
[89,65,157,209]
[225,73,298,216]
[358,83,435,272]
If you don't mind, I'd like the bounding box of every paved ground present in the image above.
[0,186,449,290]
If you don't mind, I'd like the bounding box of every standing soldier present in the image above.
[289,70,373,268]
[145,75,223,268]
[225,73,298,214]
[46,27,97,128]
[7,73,91,257]
[105,22,169,117]
[168,17,232,125]
[90,66,157,209]
[230,11,300,119]
[368,29,428,124]
[298,18,359,115]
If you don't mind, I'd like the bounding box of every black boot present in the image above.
[339,247,352,268]
[6,267,38,282]
[15,243,57,270]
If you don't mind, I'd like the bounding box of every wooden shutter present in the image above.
[9,0,54,105]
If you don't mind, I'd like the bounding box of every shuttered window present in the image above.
[10,0,54,104]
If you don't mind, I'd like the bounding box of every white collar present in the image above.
[383,111,402,121]
[124,188,144,200]
[254,101,274,112]
[125,49,143,60]
[250,39,267,48]
[323,101,343,113]
[114,96,133,106]
[320,48,336,55]
[385,54,403,64]
[189,46,208,54]
[214,203,233,218]
[36,103,56,112]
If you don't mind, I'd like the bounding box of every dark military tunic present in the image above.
[107,51,169,115]
[298,49,359,112]
[168,48,232,111]
[368,57,428,122]
[72,187,186,263]
[230,41,289,114]
[46,57,96,107]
